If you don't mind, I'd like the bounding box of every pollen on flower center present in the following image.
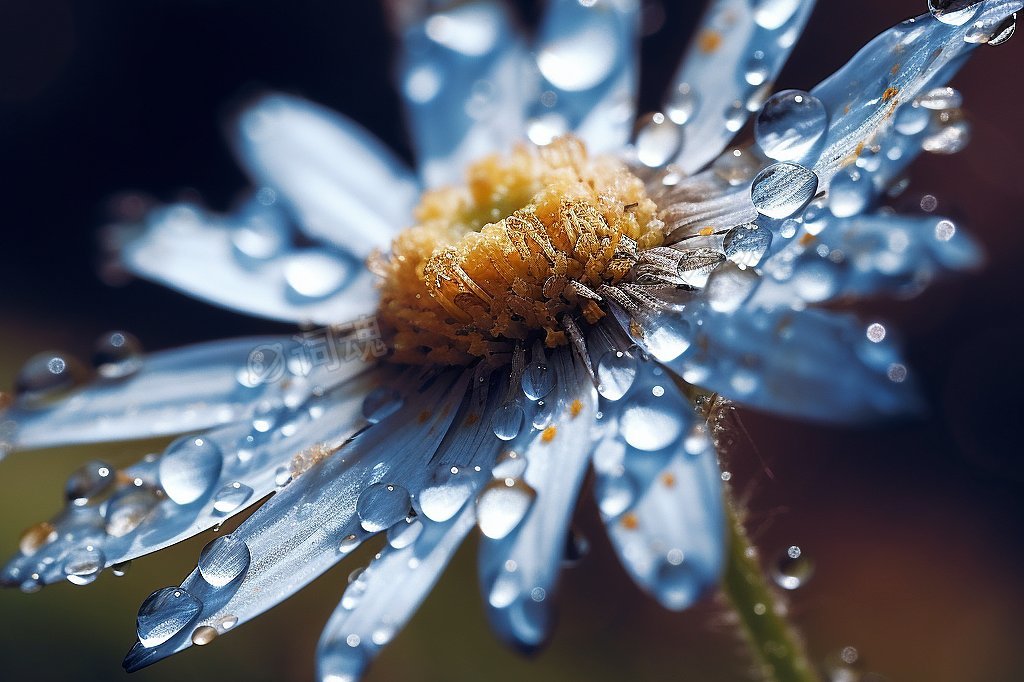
[373,136,665,365]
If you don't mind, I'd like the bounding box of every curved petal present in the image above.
[671,305,925,422]
[121,370,471,672]
[2,336,349,451]
[478,348,597,650]
[120,201,380,325]
[527,0,640,153]
[811,1,1022,187]
[398,0,531,187]
[0,367,375,589]
[232,93,419,255]
[667,0,816,173]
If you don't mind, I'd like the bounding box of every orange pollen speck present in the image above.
[698,29,722,53]
[373,136,665,365]
[661,472,677,488]
[465,413,480,426]
[417,410,431,424]
[699,226,714,236]
[882,86,899,103]
[541,425,558,443]
[621,512,639,530]
[290,442,334,479]
[798,233,817,247]
[569,399,583,418]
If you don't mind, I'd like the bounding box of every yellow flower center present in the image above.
[373,136,665,365]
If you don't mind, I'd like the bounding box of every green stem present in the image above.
[721,494,819,682]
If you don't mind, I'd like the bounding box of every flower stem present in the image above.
[720,494,819,682]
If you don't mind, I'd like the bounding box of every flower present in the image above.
[0,1,1018,680]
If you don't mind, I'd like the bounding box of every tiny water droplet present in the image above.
[212,481,254,514]
[65,460,116,505]
[770,544,814,590]
[917,86,962,111]
[356,483,411,532]
[15,351,84,402]
[158,435,224,505]
[665,83,698,125]
[596,473,636,518]
[93,331,143,379]
[521,344,554,401]
[191,625,218,646]
[198,535,251,587]
[712,148,761,186]
[619,387,689,452]
[112,560,132,577]
[338,534,360,554]
[633,112,683,168]
[476,478,537,540]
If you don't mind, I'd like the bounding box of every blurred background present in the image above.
[0,1,1022,680]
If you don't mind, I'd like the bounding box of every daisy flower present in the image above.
[0,1,1018,681]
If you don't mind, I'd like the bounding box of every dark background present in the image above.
[0,1,1021,680]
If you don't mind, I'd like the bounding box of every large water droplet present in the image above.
[198,535,251,587]
[105,487,160,537]
[619,387,688,451]
[984,13,1017,46]
[476,478,536,540]
[158,436,224,505]
[15,351,84,402]
[93,331,143,379]
[723,223,772,268]
[491,402,525,441]
[751,162,818,219]
[65,460,116,505]
[283,250,350,301]
[356,483,411,532]
[596,351,638,401]
[928,0,982,26]
[633,112,683,168]
[754,90,828,162]
[361,387,403,423]
[417,464,481,523]
[770,545,814,590]
[137,586,203,647]
[63,545,105,586]
[212,481,254,514]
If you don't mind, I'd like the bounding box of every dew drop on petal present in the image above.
[105,487,160,537]
[751,0,802,30]
[491,449,527,479]
[828,168,873,218]
[705,262,760,313]
[521,345,554,401]
[191,625,218,646]
[790,257,842,302]
[984,13,1017,46]
[338,534,360,554]
[596,473,636,518]
[654,555,703,610]
[158,436,223,505]
[198,535,251,587]
[770,544,814,590]
[917,86,963,111]
[751,162,818,220]
[356,483,411,533]
[65,460,116,505]
[137,586,203,647]
[63,545,105,586]
[93,331,143,379]
[476,477,537,540]
[18,521,57,556]
[491,402,524,441]
[633,112,684,169]
[15,351,84,401]
[712,148,761,186]
[212,481,254,514]
[928,0,982,26]
[619,390,687,452]
[596,351,638,401]
[536,17,617,92]
[361,387,403,423]
[283,250,350,301]
[723,223,772,268]
[386,516,423,549]
[665,83,698,125]
[894,103,930,135]
[922,118,970,154]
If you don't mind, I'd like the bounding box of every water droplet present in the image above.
[526,113,569,146]
[361,387,403,423]
[654,557,703,610]
[386,516,423,549]
[676,248,726,288]
[666,83,698,125]
[137,586,203,647]
[724,223,772,268]
[633,112,683,168]
[15,351,84,402]
[597,351,638,401]
[93,331,143,379]
[894,103,930,135]
[928,0,982,26]
[984,13,1017,46]
[917,86,962,111]
[751,162,818,219]
[754,90,828,162]
[18,521,57,556]
[724,101,747,133]
[105,486,160,537]
[770,545,814,590]
[63,545,105,586]
[231,212,286,263]
[537,17,618,91]
[828,167,873,218]
[744,51,770,86]
[491,402,524,441]
[198,535,251,587]
[521,344,554,401]
[790,256,842,302]
[705,262,760,313]
[65,460,116,505]
[417,464,481,523]
[112,560,132,577]
[283,250,350,301]
[619,388,689,451]
[356,483,411,532]
[922,116,970,154]
[712,148,761,186]
[476,478,536,539]
[596,473,636,518]
[159,436,224,505]
[191,625,218,646]
[212,481,254,514]
[752,0,802,30]
[274,466,292,487]
[338,534,360,554]
[492,450,527,479]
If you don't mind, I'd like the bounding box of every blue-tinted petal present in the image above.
[672,305,924,422]
[398,1,530,187]
[232,94,418,255]
[666,0,816,173]
[478,348,597,650]
[811,1,1022,185]
[2,336,334,451]
[527,0,640,153]
[1,368,376,588]
[120,202,379,324]
[122,370,471,672]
